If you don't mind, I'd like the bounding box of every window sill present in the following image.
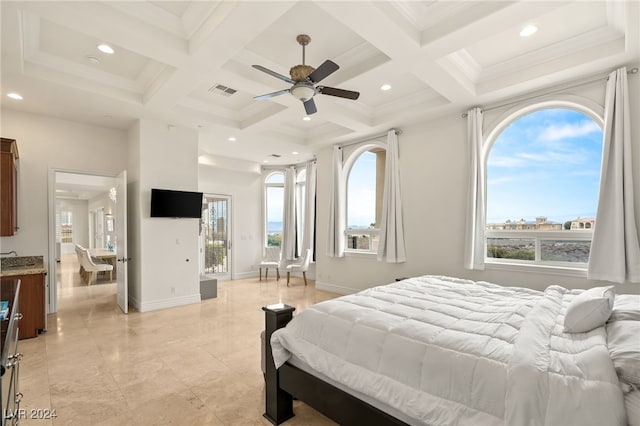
[484,260,588,278]
[344,250,378,259]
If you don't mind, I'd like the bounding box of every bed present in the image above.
[262,275,639,426]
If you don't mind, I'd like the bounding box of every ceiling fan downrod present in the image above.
[296,34,311,65]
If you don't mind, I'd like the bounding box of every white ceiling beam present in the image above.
[421,1,568,57]
[476,38,626,96]
[315,1,475,105]
[315,1,420,61]
[315,102,372,134]
[143,2,297,110]
[16,2,189,66]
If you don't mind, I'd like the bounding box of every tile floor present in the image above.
[16,255,339,425]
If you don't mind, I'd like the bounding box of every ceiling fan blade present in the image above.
[254,89,290,101]
[303,98,317,115]
[317,86,360,100]
[252,65,295,84]
[308,60,339,83]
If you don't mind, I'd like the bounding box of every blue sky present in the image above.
[347,151,377,227]
[486,108,603,224]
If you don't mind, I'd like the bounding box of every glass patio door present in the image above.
[200,195,231,280]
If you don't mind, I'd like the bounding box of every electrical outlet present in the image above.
[170,286,176,295]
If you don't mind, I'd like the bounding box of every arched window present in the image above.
[344,144,386,253]
[264,171,284,247]
[485,107,603,266]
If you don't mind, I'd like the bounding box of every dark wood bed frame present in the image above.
[263,304,409,426]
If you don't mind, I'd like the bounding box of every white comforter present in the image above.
[271,275,626,426]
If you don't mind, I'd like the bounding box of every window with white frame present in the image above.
[264,171,284,247]
[344,145,386,253]
[485,107,603,268]
[295,169,306,255]
[59,210,73,243]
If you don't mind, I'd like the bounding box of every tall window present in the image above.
[264,172,284,247]
[59,211,73,243]
[485,107,603,266]
[345,146,386,253]
[295,169,306,255]
[201,196,229,274]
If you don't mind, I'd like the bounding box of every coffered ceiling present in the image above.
[1,1,638,166]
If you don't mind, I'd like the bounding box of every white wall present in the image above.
[130,119,200,312]
[198,165,262,279]
[315,75,640,295]
[56,198,89,253]
[0,109,127,260]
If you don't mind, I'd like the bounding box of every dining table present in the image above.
[90,248,117,279]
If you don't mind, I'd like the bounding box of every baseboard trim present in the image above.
[233,271,259,280]
[138,293,201,313]
[315,281,356,295]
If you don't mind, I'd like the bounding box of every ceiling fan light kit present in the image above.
[252,34,360,114]
[291,83,316,102]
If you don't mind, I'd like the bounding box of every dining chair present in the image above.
[286,248,311,286]
[259,246,281,280]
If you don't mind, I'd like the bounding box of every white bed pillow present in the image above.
[626,386,640,426]
[564,286,615,333]
[609,294,640,322]
[607,319,640,386]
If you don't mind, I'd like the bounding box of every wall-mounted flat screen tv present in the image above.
[150,188,203,218]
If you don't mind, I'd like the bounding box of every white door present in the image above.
[115,170,128,313]
[200,195,231,280]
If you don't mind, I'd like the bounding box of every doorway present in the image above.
[200,194,232,281]
[47,169,128,314]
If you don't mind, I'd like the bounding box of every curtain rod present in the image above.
[461,67,639,118]
[338,128,402,149]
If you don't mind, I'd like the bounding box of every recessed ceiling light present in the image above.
[302,116,311,121]
[228,137,236,142]
[97,43,114,54]
[292,151,299,155]
[86,55,100,64]
[380,84,392,91]
[519,25,538,37]
[7,93,23,100]
[263,160,269,163]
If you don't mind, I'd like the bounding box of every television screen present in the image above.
[150,188,203,218]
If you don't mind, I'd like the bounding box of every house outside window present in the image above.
[484,106,603,268]
[264,171,284,247]
[344,144,386,254]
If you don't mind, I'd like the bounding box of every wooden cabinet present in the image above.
[1,274,45,339]
[0,138,18,237]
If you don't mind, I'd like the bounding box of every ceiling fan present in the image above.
[252,34,360,115]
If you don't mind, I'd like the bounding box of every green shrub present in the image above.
[487,244,534,260]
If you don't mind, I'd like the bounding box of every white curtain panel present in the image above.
[588,67,640,283]
[282,166,297,261]
[377,130,406,263]
[327,146,345,258]
[464,107,486,270]
[302,160,317,259]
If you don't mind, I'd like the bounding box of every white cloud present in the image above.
[487,156,527,167]
[538,121,600,142]
[519,150,588,165]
